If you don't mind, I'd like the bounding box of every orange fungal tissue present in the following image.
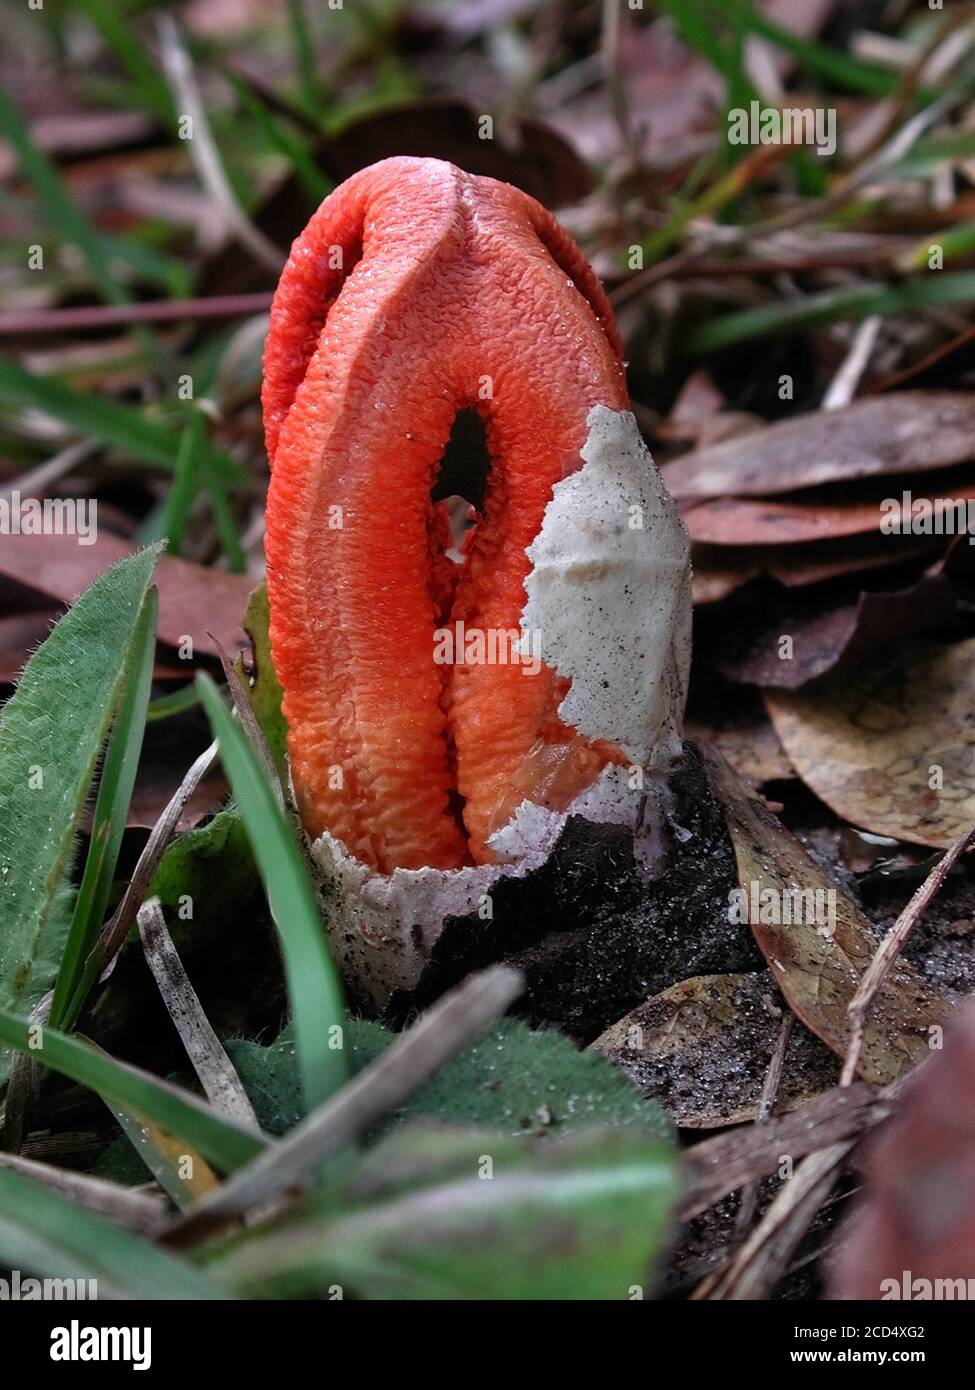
[263,156,689,876]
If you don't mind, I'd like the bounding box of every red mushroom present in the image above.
[263,157,660,875]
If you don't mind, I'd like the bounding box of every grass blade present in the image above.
[0,1163,229,1299]
[49,588,158,1030]
[0,1009,266,1174]
[686,271,975,351]
[737,5,900,97]
[162,410,206,551]
[0,357,243,481]
[225,67,331,204]
[107,1101,221,1212]
[80,0,179,128]
[196,673,348,1111]
[286,0,319,117]
[0,85,128,308]
[0,358,178,468]
[201,448,247,573]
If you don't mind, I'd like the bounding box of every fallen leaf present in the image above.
[592,972,838,1129]
[701,745,950,1085]
[692,532,938,604]
[830,998,975,1300]
[766,637,975,847]
[682,483,975,546]
[663,393,975,502]
[0,610,54,683]
[685,710,794,783]
[703,573,955,689]
[0,531,251,658]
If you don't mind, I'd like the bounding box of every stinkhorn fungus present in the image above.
[263,156,692,1001]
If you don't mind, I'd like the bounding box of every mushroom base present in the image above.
[310,742,763,1039]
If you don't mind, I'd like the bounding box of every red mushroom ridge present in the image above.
[263,156,630,872]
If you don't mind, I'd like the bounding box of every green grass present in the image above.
[197,674,349,1111]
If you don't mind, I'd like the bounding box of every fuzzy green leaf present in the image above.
[0,547,160,1030]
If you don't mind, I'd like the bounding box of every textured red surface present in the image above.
[263,157,628,870]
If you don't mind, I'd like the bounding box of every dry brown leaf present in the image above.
[683,483,975,546]
[592,971,838,1129]
[705,573,954,690]
[701,745,950,1085]
[663,393,975,502]
[685,712,794,783]
[0,531,251,658]
[765,638,975,848]
[691,532,938,605]
[830,998,975,1300]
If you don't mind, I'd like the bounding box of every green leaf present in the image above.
[0,1163,231,1300]
[207,1125,679,1300]
[51,588,158,1031]
[0,1010,266,1175]
[228,1017,671,1139]
[196,674,347,1111]
[0,547,160,1032]
[150,808,256,936]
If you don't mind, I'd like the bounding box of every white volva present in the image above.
[521,405,691,769]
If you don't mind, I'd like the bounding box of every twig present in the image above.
[841,823,975,1087]
[734,1012,793,1236]
[614,77,967,303]
[95,741,220,988]
[822,314,882,410]
[156,14,284,274]
[0,293,273,338]
[872,322,975,392]
[600,0,638,166]
[0,440,98,500]
[0,1151,167,1236]
[680,1081,888,1221]
[137,898,259,1129]
[609,249,890,304]
[696,1141,854,1300]
[164,965,524,1248]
